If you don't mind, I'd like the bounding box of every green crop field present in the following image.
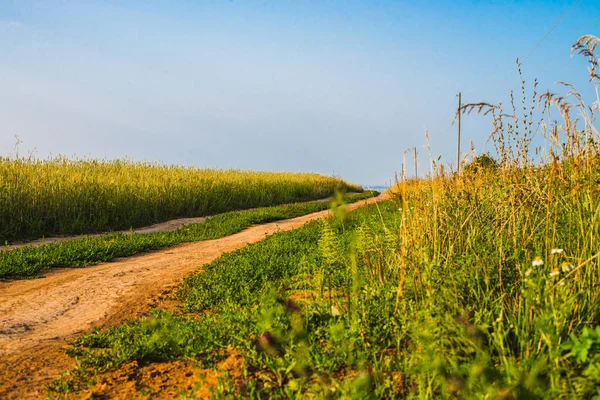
[0,157,362,243]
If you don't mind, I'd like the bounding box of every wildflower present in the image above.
[532,257,544,267]
[559,281,565,286]
[284,299,301,314]
[331,305,341,317]
[551,248,564,255]
[562,262,575,272]
[549,269,560,277]
[257,331,282,357]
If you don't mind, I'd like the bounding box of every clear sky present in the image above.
[1,0,599,186]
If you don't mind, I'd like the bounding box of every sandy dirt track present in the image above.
[0,193,389,399]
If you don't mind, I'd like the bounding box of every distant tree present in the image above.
[463,153,499,174]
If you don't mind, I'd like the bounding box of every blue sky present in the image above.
[1,0,599,185]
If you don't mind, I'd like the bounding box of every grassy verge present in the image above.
[0,191,376,280]
[0,157,362,243]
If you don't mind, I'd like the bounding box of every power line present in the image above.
[589,13,600,25]
[582,14,600,33]
[520,0,584,65]
[527,12,600,75]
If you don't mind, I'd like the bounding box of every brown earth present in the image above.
[80,351,246,399]
[0,193,389,399]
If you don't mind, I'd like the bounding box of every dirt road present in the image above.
[0,193,389,399]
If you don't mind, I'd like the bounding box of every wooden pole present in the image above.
[402,151,406,183]
[401,163,405,183]
[413,147,417,178]
[457,92,462,176]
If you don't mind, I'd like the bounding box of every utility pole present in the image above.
[413,147,417,179]
[402,149,407,183]
[457,92,462,176]
[401,162,405,183]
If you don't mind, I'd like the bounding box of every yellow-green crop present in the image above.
[0,156,362,242]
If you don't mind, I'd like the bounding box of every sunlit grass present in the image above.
[0,157,362,243]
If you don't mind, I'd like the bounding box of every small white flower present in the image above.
[532,257,544,267]
[549,269,560,277]
[559,281,565,286]
[551,248,564,255]
[562,262,575,272]
[331,305,341,317]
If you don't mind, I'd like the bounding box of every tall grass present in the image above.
[0,157,362,243]
[369,34,600,397]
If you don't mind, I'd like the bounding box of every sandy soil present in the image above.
[79,351,246,399]
[0,193,389,399]
[2,195,341,251]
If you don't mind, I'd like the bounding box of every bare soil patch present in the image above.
[79,351,246,399]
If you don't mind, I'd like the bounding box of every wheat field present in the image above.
[0,157,362,243]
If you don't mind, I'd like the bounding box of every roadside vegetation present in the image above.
[0,191,376,280]
[0,157,362,243]
[49,36,600,398]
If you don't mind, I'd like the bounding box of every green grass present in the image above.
[0,157,362,243]
[0,191,376,280]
